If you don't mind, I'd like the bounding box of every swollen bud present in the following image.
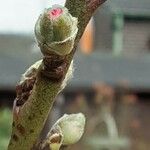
[35,5,78,56]
[50,113,86,146]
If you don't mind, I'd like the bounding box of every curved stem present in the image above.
[8,0,107,150]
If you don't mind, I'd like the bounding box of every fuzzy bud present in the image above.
[50,113,86,146]
[35,5,78,56]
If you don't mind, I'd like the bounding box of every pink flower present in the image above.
[48,8,63,19]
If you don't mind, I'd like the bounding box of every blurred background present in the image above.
[0,0,150,150]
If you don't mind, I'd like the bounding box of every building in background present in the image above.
[0,0,150,107]
[94,0,150,55]
[0,0,150,150]
[1,0,150,93]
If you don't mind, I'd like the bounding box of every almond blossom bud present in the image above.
[50,113,86,146]
[35,5,78,56]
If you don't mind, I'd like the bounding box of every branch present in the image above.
[65,0,106,44]
[8,1,106,150]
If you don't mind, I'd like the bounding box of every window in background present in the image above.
[123,18,150,54]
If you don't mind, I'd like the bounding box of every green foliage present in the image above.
[0,108,12,150]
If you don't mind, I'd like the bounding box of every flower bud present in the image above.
[35,5,78,56]
[50,113,86,145]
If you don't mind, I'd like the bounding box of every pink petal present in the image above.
[48,8,63,19]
